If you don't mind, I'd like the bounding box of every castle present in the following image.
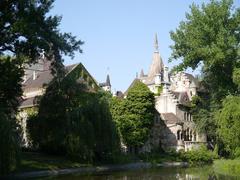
[127,34,207,151]
[18,34,206,151]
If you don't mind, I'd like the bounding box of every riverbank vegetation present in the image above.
[140,146,218,166]
[213,159,240,177]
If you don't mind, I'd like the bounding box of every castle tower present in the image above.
[148,33,164,79]
[100,74,111,92]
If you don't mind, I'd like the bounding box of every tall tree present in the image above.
[28,78,119,162]
[170,0,240,147]
[111,81,155,153]
[0,0,82,174]
[0,57,23,175]
[215,96,240,155]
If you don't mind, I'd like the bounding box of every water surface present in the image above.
[43,166,240,180]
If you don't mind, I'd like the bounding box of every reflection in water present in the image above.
[44,166,240,180]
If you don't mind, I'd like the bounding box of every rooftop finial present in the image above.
[154,33,159,52]
[106,74,111,86]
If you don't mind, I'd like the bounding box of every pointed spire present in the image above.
[106,74,111,86]
[140,69,144,78]
[148,33,164,78]
[154,33,159,52]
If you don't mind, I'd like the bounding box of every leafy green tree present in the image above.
[170,0,240,148]
[28,76,119,162]
[215,95,240,155]
[0,57,23,175]
[111,81,155,152]
[0,0,82,174]
[170,0,240,100]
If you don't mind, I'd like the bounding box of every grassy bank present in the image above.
[16,152,90,173]
[213,159,240,177]
[140,146,218,166]
[16,147,217,174]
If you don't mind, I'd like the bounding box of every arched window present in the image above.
[177,130,181,140]
[190,130,192,141]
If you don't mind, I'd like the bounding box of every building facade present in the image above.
[129,34,207,152]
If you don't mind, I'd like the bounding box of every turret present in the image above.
[148,33,164,78]
[164,66,169,83]
[154,73,161,85]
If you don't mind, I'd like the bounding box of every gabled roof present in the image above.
[184,73,199,88]
[161,113,182,125]
[171,91,190,106]
[20,63,98,109]
[124,78,141,96]
[19,97,39,109]
[23,64,78,92]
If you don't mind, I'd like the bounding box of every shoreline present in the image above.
[6,162,188,179]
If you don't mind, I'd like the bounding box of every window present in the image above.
[177,130,181,140]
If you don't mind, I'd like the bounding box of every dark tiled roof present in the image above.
[19,97,38,109]
[178,92,190,105]
[99,82,107,87]
[20,64,79,108]
[23,70,53,92]
[161,113,181,125]
[115,91,124,98]
[184,73,199,87]
[171,91,190,105]
[23,64,78,92]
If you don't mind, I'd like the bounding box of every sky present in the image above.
[51,0,240,92]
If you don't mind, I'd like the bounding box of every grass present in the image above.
[213,159,240,177]
[139,152,183,164]
[16,152,90,173]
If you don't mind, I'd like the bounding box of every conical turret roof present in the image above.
[106,74,111,86]
[148,33,164,78]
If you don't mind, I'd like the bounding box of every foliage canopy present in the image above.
[0,0,82,174]
[111,81,155,152]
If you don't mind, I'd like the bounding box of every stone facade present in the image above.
[131,34,207,152]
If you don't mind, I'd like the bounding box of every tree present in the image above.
[111,81,155,153]
[0,0,82,174]
[170,0,240,100]
[216,95,240,155]
[28,76,120,163]
[170,0,240,147]
[0,57,23,174]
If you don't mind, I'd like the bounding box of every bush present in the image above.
[180,146,218,165]
[0,114,20,175]
[233,147,240,159]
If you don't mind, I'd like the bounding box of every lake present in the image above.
[42,165,240,180]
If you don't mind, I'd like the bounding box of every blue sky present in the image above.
[51,0,240,92]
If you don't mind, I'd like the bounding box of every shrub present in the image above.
[180,146,218,165]
[233,147,240,159]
